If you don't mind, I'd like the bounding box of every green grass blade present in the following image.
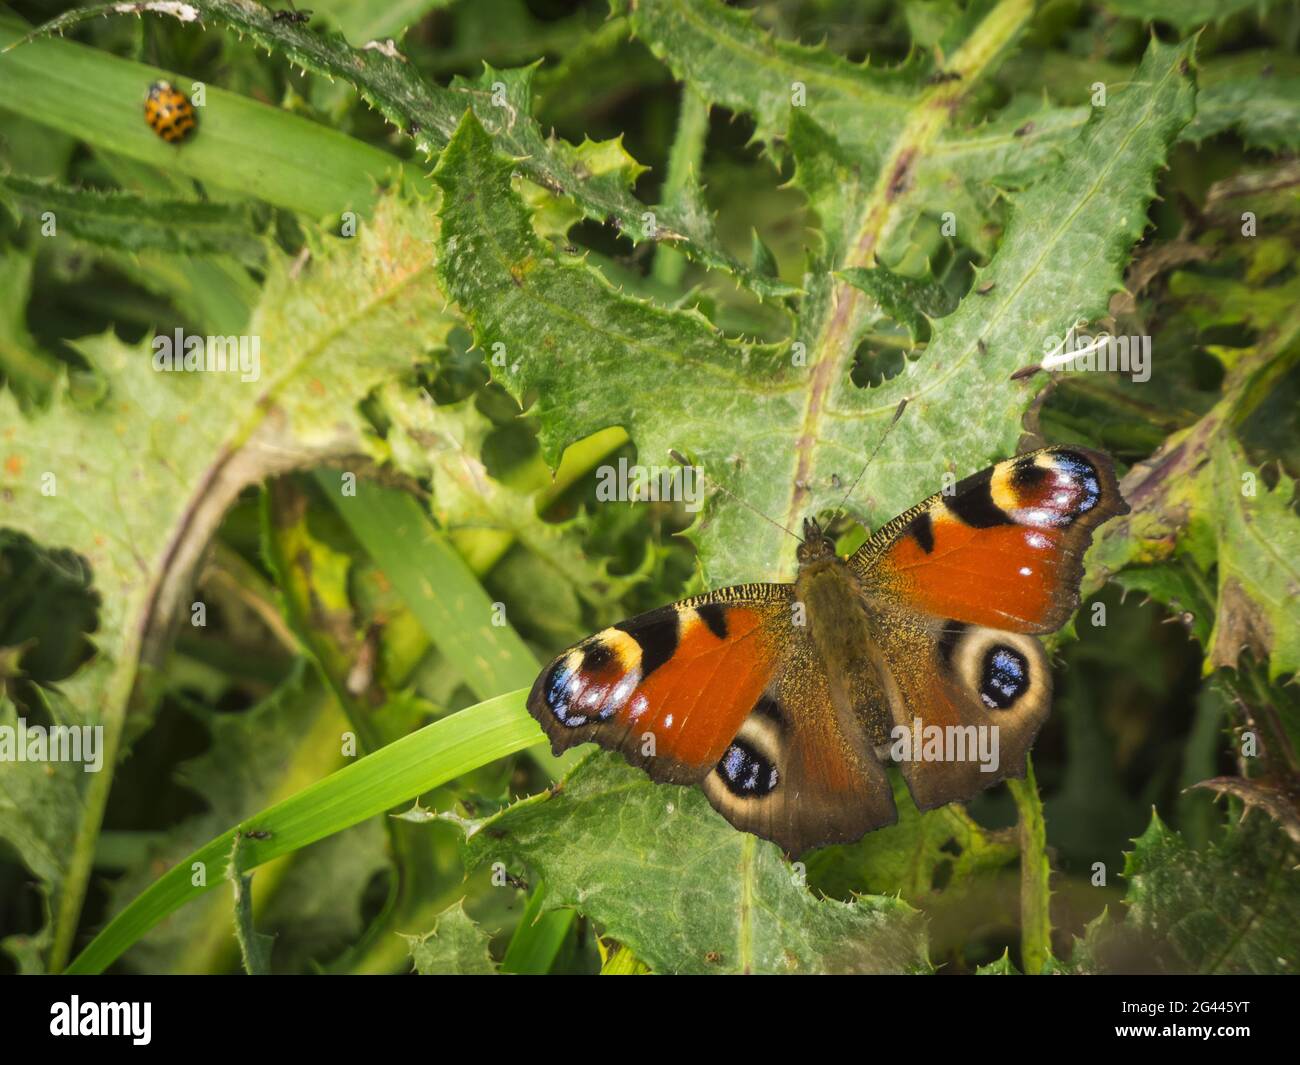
[7,1,792,296]
[0,13,418,219]
[317,473,540,700]
[500,884,576,974]
[64,689,542,975]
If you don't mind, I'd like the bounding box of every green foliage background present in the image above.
[0,0,1296,975]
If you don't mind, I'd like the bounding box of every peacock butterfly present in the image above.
[527,445,1128,854]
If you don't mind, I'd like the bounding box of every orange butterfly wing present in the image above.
[529,587,791,783]
[526,445,1129,851]
[851,445,1128,809]
[527,585,898,852]
[852,446,1128,632]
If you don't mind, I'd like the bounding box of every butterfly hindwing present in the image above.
[864,605,1052,810]
[851,445,1128,633]
[700,639,897,854]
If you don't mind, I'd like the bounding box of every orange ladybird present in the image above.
[144,80,197,144]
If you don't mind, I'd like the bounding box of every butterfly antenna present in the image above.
[668,449,804,543]
[832,398,909,522]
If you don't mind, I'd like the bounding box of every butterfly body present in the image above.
[528,446,1128,853]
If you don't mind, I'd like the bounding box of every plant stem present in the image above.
[651,86,711,289]
[1008,757,1052,974]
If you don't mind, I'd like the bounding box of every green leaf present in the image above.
[786,109,873,264]
[405,900,498,975]
[1189,70,1300,151]
[458,752,929,975]
[976,949,1021,975]
[0,191,452,970]
[804,773,1017,903]
[912,61,1300,198]
[837,265,958,341]
[619,0,926,157]
[1113,563,1215,649]
[0,687,89,972]
[11,2,788,297]
[433,107,796,589]
[1120,812,1300,974]
[1052,908,1128,975]
[624,0,1032,274]
[1089,336,1300,682]
[0,174,267,266]
[1101,0,1280,33]
[896,54,1298,260]
[436,38,1195,588]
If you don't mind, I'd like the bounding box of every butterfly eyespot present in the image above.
[979,645,1029,709]
[716,739,780,797]
[1050,451,1101,516]
[1008,450,1103,528]
[543,659,585,727]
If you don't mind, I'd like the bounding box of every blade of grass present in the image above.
[315,472,539,700]
[317,473,576,781]
[500,883,576,975]
[64,687,541,974]
[0,13,422,219]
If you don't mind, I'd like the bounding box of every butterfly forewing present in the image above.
[851,446,1128,633]
[528,587,792,784]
